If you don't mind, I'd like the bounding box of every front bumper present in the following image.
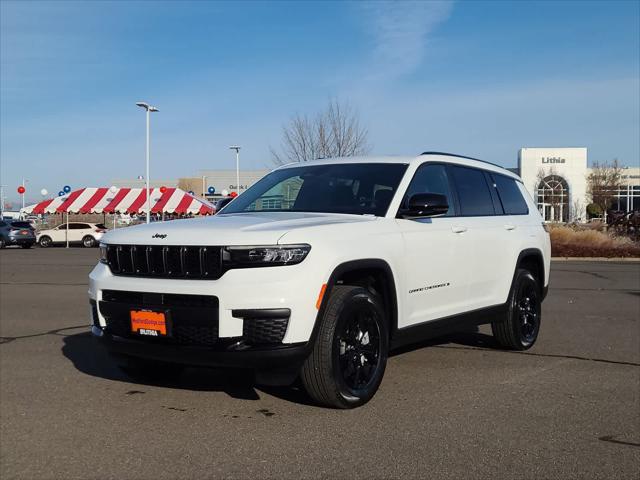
[92,325,311,370]
[89,260,324,344]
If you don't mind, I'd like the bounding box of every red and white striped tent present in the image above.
[21,187,215,216]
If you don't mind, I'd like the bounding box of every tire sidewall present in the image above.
[39,236,52,248]
[330,289,388,407]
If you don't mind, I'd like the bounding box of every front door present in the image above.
[396,163,469,327]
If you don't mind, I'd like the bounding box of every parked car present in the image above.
[38,222,107,248]
[89,153,551,408]
[0,220,36,249]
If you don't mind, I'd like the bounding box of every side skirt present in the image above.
[390,303,508,350]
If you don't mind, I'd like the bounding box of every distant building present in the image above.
[516,147,639,222]
[111,169,270,201]
[179,169,270,200]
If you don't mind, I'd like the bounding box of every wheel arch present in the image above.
[315,259,399,340]
[514,248,546,298]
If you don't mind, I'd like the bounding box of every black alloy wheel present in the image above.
[492,268,542,350]
[516,282,540,346]
[335,308,382,393]
[301,285,388,408]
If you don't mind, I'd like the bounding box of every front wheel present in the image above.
[301,285,388,409]
[82,235,96,248]
[492,269,542,350]
[38,236,52,248]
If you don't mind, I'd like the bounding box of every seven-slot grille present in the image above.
[105,245,222,279]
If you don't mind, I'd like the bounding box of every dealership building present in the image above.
[515,147,639,222]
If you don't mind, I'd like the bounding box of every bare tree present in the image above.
[587,159,623,214]
[272,100,370,164]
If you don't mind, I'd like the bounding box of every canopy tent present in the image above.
[21,187,215,216]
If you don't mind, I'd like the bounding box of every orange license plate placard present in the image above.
[130,310,168,336]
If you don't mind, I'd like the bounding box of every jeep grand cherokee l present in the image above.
[89,152,550,408]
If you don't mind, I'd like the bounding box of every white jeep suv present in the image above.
[89,153,550,408]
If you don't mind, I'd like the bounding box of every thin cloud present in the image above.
[359,0,454,82]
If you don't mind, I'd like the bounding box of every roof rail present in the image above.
[419,151,506,170]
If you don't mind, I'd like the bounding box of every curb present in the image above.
[551,257,640,262]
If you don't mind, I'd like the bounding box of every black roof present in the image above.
[419,151,506,170]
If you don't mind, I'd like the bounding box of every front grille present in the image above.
[99,290,219,347]
[105,245,222,279]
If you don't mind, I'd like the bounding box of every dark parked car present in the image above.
[0,220,37,249]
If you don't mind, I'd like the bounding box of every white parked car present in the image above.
[38,222,107,248]
[89,153,550,408]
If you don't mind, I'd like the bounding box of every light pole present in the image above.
[136,102,159,223]
[229,146,241,194]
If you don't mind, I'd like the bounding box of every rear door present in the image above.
[396,163,469,326]
[447,165,504,310]
[489,173,532,302]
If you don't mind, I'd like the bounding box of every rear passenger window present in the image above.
[493,175,529,215]
[450,166,495,216]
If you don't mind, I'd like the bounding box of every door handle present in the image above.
[504,224,516,231]
[451,225,467,234]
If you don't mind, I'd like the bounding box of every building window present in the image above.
[537,175,569,222]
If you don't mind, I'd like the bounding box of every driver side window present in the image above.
[405,164,454,216]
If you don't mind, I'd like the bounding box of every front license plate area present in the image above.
[130,309,171,337]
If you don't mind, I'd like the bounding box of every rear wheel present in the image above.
[38,236,52,248]
[301,285,388,409]
[0,238,5,249]
[492,269,541,350]
[21,243,33,249]
[82,235,96,248]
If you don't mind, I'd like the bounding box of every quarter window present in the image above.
[450,166,495,216]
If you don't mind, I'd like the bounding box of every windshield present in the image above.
[222,163,408,216]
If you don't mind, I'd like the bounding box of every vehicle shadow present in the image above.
[390,326,498,357]
[61,332,262,401]
[62,327,497,406]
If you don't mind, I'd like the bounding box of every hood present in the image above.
[100,212,377,246]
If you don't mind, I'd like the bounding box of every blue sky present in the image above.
[1,0,639,205]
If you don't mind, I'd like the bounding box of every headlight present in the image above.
[223,244,311,267]
[99,243,108,264]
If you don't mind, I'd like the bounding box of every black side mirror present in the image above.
[400,193,449,218]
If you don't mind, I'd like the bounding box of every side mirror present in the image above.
[400,193,449,218]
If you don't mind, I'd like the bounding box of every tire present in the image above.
[0,238,5,249]
[82,235,96,248]
[112,354,185,382]
[39,236,52,248]
[301,285,388,409]
[491,269,542,350]
[21,243,33,249]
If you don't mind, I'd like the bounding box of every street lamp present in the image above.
[229,146,241,194]
[136,101,159,223]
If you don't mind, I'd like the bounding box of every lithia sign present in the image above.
[541,157,566,164]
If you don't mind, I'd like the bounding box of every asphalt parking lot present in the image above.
[1,248,638,479]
